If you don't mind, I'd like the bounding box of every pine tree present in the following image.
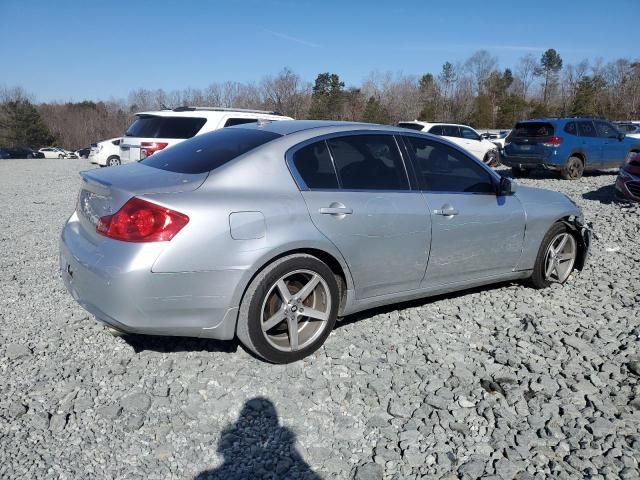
[535,49,563,105]
[0,100,55,147]
[361,97,391,124]
[308,73,345,120]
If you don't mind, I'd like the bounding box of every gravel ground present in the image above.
[1,158,639,480]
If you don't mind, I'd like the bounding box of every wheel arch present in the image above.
[232,243,354,327]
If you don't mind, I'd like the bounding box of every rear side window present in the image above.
[428,125,444,135]
[404,136,495,194]
[291,141,339,189]
[441,125,461,137]
[224,118,259,127]
[513,122,554,137]
[327,135,409,191]
[125,116,207,139]
[564,122,578,135]
[141,128,281,174]
[577,121,598,137]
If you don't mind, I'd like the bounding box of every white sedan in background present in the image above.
[89,138,122,167]
[397,121,500,165]
[39,147,74,159]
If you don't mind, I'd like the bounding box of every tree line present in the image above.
[1,49,639,150]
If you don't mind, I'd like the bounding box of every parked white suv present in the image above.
[398,121,499,165]
[120,107,293,163]
[89,137,122,167]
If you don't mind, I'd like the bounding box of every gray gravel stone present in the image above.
[1,160,639,479]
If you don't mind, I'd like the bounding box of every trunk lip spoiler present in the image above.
[80,170,112,188]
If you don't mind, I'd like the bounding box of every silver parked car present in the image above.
[60,121,591,363]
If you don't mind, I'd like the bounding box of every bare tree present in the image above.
[516,53,538,99]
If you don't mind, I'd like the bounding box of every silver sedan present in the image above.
[60,121,591,363]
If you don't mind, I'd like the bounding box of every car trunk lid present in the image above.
[76,162,207,238]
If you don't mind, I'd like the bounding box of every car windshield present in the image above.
[512,122,554,137]
[125,115,207,139]
[140,127,282,174]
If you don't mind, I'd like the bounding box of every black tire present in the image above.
[512,166,530,178]
[58,154,64,159]
[106,156,121,167]
[560,156,584,180]
[236,254,339,363]
[484,150,499,167]
[528,222,577,289]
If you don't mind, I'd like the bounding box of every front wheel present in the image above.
[58,154,64,159]
[484,150,499,167]
[237,254,339,363]
[560,156,584,180]
[529,223,578,289]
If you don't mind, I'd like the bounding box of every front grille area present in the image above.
[626,180,640,197]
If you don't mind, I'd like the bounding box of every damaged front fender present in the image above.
[562,217,593,271]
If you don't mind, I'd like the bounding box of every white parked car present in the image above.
[120,107,293,163]
[39,147,74,159]
[614,122,640,139]
[398,121,500,165]
[483,130,511,149]
[89,137,122,167]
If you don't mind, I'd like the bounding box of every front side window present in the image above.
[428,125,444,135]
[291,141,338,189]
[404,136,495,194]
[460,127,480,140]
[577,121,598,137]
[326,135,409,191]
[595,121,619,139]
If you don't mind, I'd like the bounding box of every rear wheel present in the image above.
[529,223,578,289]
[512,166,530,178]
[237,254,339,363]
[560,156,584,180]
[106,156,121,167]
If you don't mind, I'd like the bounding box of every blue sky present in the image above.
[1,0,637,102]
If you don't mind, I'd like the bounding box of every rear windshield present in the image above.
[397,123,425,131]
[140,128,282,174]
[512,122,555,137]
[125,115,207,139]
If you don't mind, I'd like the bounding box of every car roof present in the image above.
[135,107,291,120]
[230,119,413,136]
[397,120,476,129]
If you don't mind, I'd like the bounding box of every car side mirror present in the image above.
[498,177,518,196]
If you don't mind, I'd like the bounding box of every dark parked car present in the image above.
[615,152,640,202]
[0,147,44,159]
[502,117,640,180]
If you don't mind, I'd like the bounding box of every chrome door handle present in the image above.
[434,204,459,216]
[320,206,353,215]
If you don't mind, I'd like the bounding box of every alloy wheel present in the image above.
[543,233,577,283]
[260,269,331,352]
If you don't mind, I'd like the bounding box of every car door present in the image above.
[595,121,627,167]
[402,135,525,287]
[289,133,431,299]
[459,126,485,160]
[576,121,604,168]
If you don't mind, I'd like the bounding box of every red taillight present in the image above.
[542,136,563,147]
[140,142,168,159]
[96,197,189,242]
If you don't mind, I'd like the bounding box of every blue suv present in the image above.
[502,117,640,180]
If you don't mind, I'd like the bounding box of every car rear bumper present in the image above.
[501,153,562,170]
[59,215,241,340]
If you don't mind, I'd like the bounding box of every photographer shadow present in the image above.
[194,397,320,480]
